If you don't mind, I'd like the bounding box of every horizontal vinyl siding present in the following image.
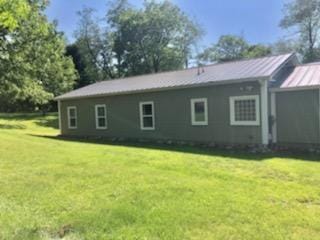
[276,89,320,144]
[60,82,262,144]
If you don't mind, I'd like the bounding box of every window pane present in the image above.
[143,104,152,115]
[193,101,206,122]
[70,118,76,127]
[234,99,256,121]
[69,108,76,117]
[195,112,205,122]
[98,118,106,127]
[194,102,205,114]
[143,116,153,128]
[97,107,105,117]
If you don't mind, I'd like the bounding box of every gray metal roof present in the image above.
[273,62,320,90]
[56,53,295,100]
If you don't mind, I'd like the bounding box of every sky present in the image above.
[45,0,290,49]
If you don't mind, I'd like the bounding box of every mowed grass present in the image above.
[0,114,320,240]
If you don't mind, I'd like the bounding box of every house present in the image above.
[55,53,320,147]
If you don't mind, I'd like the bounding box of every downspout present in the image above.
[259,79,269,145]
[319,88,320,144]
[270,90,277,144]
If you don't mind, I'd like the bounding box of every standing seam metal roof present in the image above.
[56,53,294,100]
[275,62,320,89]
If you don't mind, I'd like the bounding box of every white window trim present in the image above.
[190,98,208,126]
[67,106,77,129]
[139,101,155,130]
[95,104,107,130]
[229,95,260,126]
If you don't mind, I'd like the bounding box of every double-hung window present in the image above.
[140,101,155,130]
[191,98,208,125]
[95,104,107,129]
[229,95,260,126]
[67,106,77,129]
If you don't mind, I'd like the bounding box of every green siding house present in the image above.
[55,53,320,146]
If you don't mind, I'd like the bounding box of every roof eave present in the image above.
[55,76,269,101]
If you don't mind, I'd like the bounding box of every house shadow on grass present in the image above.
[29,134,320,162]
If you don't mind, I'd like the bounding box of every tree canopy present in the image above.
[0,0,77,111]
[198,35,272,63]
[280,0,320,63]
[72,0,203,83]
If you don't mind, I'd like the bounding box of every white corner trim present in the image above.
[190,98,208,126]
[260,80,269,145]
[58,100,62,134]
[67,106,77,129]
[270,92,277,143]
[139,101,155,130]
[319,88,320,142]
[229,95,260,126]
[95,104,107,130]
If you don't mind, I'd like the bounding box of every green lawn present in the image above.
[0,114,320,240]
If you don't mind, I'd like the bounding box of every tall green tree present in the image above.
[280,0,320,63]
[0,0,77,111]
[73,0,202,82]
[198,35,271,63]
[113,0,203,74]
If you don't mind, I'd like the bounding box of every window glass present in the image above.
[97,107,105,117]
[234,99,256,121]
[230,95,260,126]
[143,116,153,128]
[70,118,76,127]
[194,102,205,122]
[143,104,153,115]
[69,108,76,118]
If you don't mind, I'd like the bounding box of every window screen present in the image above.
[95,105,107,129]
[191,98,208,125]
[140,102,154,130]
[67,107,77,129]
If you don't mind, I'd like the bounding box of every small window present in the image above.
[139,101,155,130]
[67,106,77,129]
[191,98,208,125]
[95,104,107,129]
[230,95,260,126]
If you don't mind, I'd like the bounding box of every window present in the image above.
[139,101,155,130]
[95,104,107,129]
[67,106,77,129]
[191,98,208,125]
[230,95,260,126]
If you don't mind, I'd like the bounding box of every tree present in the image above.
[75,7,115,81]
[0,0,77,112]
[272,39,299,55]
[244,44,272,59]
[72,0,202,83]
[198,35,271,63]
[280,0,320,63]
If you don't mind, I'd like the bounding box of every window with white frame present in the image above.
[229,95,260,126]
[191,98,208,125]
[95,104,107,129]
[139,102,155,130]
[67,106,77,129]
